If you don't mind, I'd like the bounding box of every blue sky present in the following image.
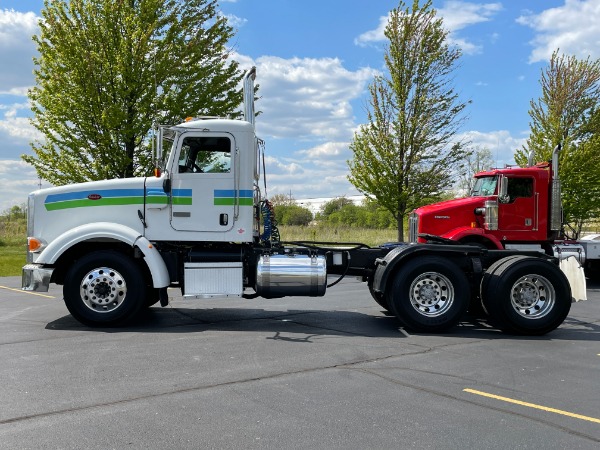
[1,0,599,210]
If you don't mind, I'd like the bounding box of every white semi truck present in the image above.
[22,68,585,335]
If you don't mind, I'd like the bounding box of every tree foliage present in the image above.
[24,0,244,184]
[347,0,469,241]
[274,204,313,226]
[515,51,600,238]
[317,198,396,229]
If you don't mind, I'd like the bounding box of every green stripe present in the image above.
[214,198,253,206]
[146,196,169,205]
[45,195,189,210]
[45,197,144,211]
[173,197,193,205]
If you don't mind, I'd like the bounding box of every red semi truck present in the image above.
[409,145,600,279]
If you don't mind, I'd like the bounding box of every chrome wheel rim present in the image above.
[409,272,454,317]
[79,267,127,313]
[510,275,555,319]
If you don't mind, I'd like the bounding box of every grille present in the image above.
[408,212,419,243]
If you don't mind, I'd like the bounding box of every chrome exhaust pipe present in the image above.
[243,66,256,127]
[550,143,562,232]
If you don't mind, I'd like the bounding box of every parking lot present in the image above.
[1,275,599,449]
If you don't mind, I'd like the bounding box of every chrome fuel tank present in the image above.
[256,254,327,297]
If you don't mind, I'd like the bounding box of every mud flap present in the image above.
[560,256,587,302]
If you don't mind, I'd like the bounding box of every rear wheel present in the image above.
[479,255,525,318]
[386,256,470,332]
[63,250,147,327]
[481,257,571,335]
[368,280,390,311]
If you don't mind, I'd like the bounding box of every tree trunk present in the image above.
[397,213,404,242]
[125,138,135,178]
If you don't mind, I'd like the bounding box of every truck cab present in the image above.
[409,163,555,249]
[144,118,258,243]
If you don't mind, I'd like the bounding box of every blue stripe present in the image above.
[146,188,167,196]
[45,189,145,204]
[172,189,192,197]
[214,189,253,198]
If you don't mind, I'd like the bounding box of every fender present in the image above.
[372,243,483,295]
[38,222,170,288]
[442,227,504,249]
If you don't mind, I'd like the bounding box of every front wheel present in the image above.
[63,250,147,327]
[481,257,571,335]
[386,256,470,332]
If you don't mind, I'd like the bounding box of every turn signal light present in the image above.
[28,237,44,252]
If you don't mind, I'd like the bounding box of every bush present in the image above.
[317,197,395,229]
[274,204,313,226]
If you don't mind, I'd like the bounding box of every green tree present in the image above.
[348,0,469,241]
[275,205,313,226]
[515,51,600,238]
[24,0,243,184]
[458,146,494,194]
[317,197,354,219]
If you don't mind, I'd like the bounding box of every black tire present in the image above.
[63,250,147,327]
[479,255,526,318]
[481,257,571,335]
[368,280,391,311]
[386,256,470,332]
[145,288,160,307]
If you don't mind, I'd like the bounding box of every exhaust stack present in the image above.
[550,143,562,232]
[243,66,256,127]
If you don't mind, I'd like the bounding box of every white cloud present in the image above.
[223,13,247,29]
[0,102,42,145]
[437,1,502,32]
[298,141,348,159]
[0,9,39,91]
[517,0,600,63]
[354,14,388,47]
[458,129,527,167]
[0,160,43,211]
[355,1,502,54]
[240,54,377,141]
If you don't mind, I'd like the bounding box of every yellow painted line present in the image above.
[0,285,55,299]
[464,388,600,424]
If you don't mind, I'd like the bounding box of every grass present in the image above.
[0,217,27,277]
[0,244,26,277]
[277,224,399,247]
[0,218,27,277]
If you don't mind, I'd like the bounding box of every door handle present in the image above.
[220,213,229,226]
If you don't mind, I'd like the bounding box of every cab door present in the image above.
[498,176,536,235]
[169,132,237,233]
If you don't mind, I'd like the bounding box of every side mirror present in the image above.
[163,178,171,194]
[498,175,509,203]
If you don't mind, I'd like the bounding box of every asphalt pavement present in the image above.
[1,275,599,449]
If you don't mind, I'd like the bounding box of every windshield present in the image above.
[470,176,497,196]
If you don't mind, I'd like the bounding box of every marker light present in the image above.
[28,237,44,252]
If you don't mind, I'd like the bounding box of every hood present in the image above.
[34,177,149,211]
[414,196,488,238]
[29,177,152,245]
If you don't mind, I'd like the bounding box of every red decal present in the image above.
[88,194,102,200]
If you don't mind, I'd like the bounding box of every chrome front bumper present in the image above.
[22,264,54,292]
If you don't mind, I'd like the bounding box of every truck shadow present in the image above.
[45,306,600,342]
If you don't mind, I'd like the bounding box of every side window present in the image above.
[178,136,231,173]
[506,177,533,203]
